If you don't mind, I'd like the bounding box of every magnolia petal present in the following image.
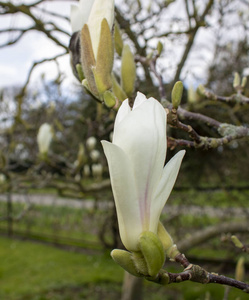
[101,141,142,251]
[113,97,166,232]
[150,150,186,230]
[133,91,147,109]
[88,0,114,59]
[114,99,131,126]
[70,1,94,33]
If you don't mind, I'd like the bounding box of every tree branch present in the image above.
[149,265,249,293]
[172,0,214,83]
[178,221,249,253]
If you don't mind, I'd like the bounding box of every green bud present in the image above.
[82,79,90,91]
[114,22,123,56]
[171,81,183,109]
[157,41,163,56]
[235,257,245,282]
[241,76,247,88]
[166,244,180,260]
[0,173,6,184]
[157,222,174,253]
[138,231,165,277]
[187,84,197,104]
[103,90,116,108]
[121,44,136,97]
[132,251,149,276]
[146,51,153,60]
[231,235,244,249]
[81,24,98,97]
[233,72,240,89]
[94,18,114,96]
[76,64,85,82]
[111,249,142,277]
[112,74,127,101]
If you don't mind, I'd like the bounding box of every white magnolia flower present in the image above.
[86,136,97,151]
[70,0,114,59]
[37,123,53,154]
[90,150,100,162]
[102,92,185,252]
[0,174,6,184]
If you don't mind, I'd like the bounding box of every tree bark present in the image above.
[121,272,144,300]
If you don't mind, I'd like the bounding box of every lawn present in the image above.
[0,188,248,299]
[0,236,122,299]
[0,236,248,300]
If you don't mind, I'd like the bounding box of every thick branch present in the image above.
[177,221,249,253]
[200,87,249,105]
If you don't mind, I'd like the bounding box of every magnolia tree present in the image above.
[1,0,249,299]
[68,0,249,296]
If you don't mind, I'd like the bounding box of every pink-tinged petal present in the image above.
[150,150,186,231]
[101,141,142,251]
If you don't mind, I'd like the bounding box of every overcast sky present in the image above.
[0,0,248,90]
[0,0,75,88]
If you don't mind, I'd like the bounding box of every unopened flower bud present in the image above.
[241,76,247,88]
[233,72,240,89]
[114,22,123,56]
[103,90,117,108]
[70,0,115,98]
[231,235,243,249]
[86,136,97,151]
[111,249,141,277]
[0,173,6,184]
[90,150,100,162]
[157,222,174,252]
[112,74,127,102]
[235,257,245,282]
[171,81,183,109]
[187,84,197,104]
[76,64,84,82]
[157,41,163,56]
[37,123,53,155]
[138,231,165,277]
[121,44,136,97]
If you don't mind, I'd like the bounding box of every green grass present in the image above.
[170,188,249,207]
[0,188,249,299]
[0,236,248,300]
[0,236,123,299]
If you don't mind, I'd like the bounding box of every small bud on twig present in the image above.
[172,81,183,109]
